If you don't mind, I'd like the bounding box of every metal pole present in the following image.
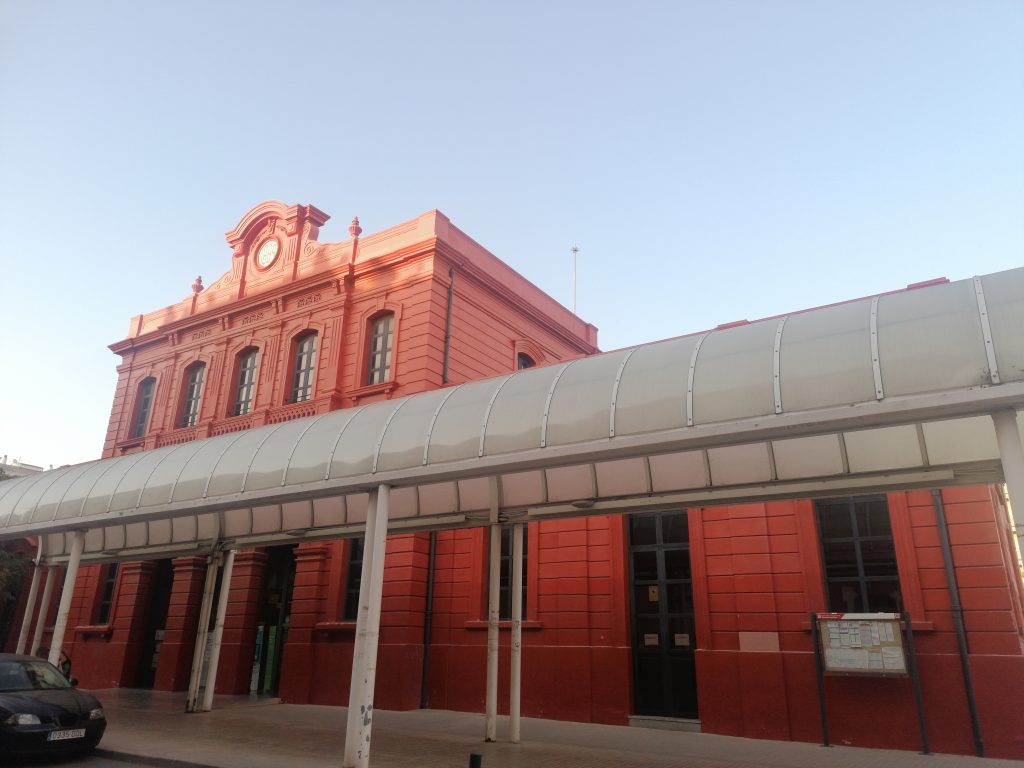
[571,246,579,315]
[992,410,1024,555]
[810,613,830,747]
[186,554,220,713]
[930,489,984,756]
[344,493,380,767]
[509,523,524,743]
[48,532,84,667]
[484,478,501,742]
[344,484,391,768]
[201,549,234,712]
[31,566,57,656]
[902,613,930,755]
[15,561,41,654]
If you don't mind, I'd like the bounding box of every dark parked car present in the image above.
[0,653,106,756]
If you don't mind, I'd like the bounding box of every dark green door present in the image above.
[629,511,698,718]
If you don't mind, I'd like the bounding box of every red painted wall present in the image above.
[692,488,1024,759]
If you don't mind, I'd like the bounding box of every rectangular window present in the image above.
[366,315,394,385]
[342,538,364,621]
[817,496,901,613]
[498,525,528,620]
[180,364,205,427]
[233,349,259,416]
[131,379,155,438]
[96,563,119,624]
[291,334,317,403]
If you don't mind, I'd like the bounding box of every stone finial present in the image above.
[348,217,362,238]
[192,275,204,294]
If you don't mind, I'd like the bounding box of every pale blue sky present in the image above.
[1,1,1021,468]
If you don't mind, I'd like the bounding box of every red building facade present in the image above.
[4,202,1023,759]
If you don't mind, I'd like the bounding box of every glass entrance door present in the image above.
[629,511,698,718]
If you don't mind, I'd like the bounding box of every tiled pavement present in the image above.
[82,689,1021,768]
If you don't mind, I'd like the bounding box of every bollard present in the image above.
[468,753,482,768]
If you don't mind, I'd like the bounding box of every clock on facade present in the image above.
[256,238,279,268]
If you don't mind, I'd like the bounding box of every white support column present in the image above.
[186,553,220,713]
[201,549,235,712]
[31,566,57,656]
[485,478,501,742]
[993,410,1024,555]
[15,562,41,654]
[48,532,84,667]
[509,522,524,743]
[343,484,391,768]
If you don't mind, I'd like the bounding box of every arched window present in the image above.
[366,313,394,385]
[232,347,259,416]
[179,362,206,427]
[516,352,535,370]
[290,332,318,403]
[130,377,156,438]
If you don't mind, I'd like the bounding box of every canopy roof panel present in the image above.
[2,268,1022,563]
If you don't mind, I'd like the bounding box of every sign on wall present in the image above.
[815,613,907,676]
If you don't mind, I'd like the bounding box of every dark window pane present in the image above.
[866,580,902,612]
[632,551,658,581]
[818,496,900,613]
[342,537,364,620]
[180,364,205,427]
[668,617,695,648]
[291,333,317,402]
[367,315,394,385]
[822,541,859,579]
[857,499,892,537]
[630,516,656,546]
[669,655,699,717]
[828,581,864,612]
[634,584,660,614]
[516,353,535,370]
[132,378,155,438]
[665,583,693,614]
[818,502,854,539]
[860,539,897,577]
[662,515,689,544]
[636,615,660,640]
[634,655,665,714]
[498,525,527,620]
[664,549,691,580]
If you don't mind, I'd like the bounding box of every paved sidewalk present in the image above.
[80,689,1021,768]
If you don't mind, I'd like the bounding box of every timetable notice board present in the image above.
[815,613,907,677]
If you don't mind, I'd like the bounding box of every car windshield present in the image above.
[0,660,71,692]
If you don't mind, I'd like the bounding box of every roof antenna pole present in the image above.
[571,245,579,315]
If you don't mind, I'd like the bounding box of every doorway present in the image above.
[628,511,698,718]
[137,560,174,688]
[250,545,295,696]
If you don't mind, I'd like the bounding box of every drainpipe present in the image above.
[484,477,501,742]
[442,269,455,385]
[930,489,984,757]
[509,523,524,743]
[419,531,437,709]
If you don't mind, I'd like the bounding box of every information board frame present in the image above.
[815,612,908,677]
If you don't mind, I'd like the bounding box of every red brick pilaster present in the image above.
[278,542,330,703]
[154,556,208,691]
[215,549,267,694]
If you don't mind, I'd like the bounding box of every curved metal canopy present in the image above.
[2,268,1023,563]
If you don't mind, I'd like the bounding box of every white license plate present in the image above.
[47,728,86,741]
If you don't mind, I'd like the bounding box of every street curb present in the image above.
[94,747,220,768]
